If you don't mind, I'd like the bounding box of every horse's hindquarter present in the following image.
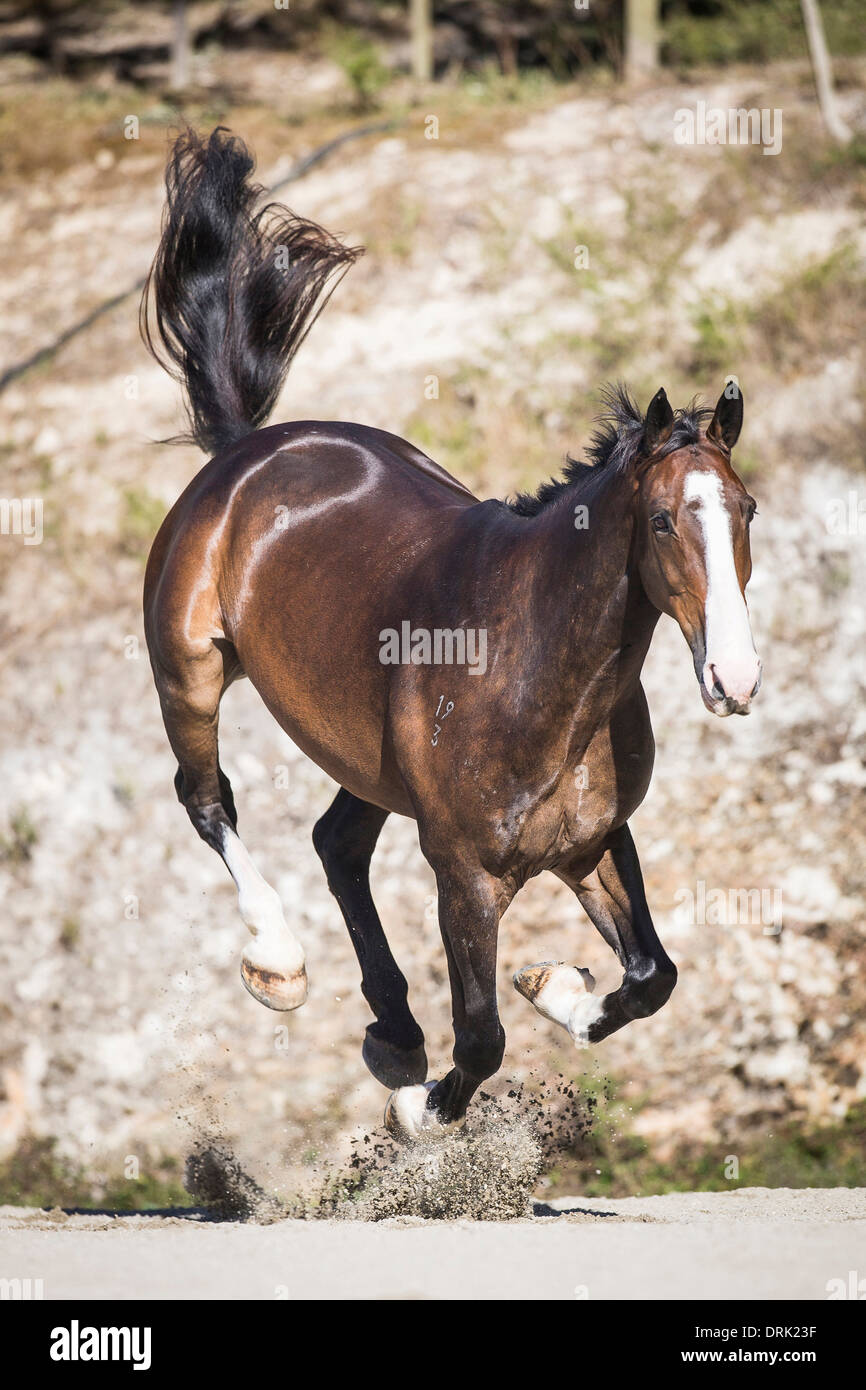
[213,422,479,814]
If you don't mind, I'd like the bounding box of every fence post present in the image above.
[170,0,189,92]
[624,0,659,83]
[410,0,433,82]
[800,0,851,143]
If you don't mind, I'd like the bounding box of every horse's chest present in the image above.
[498,717,652,874]
[524,776,620,868]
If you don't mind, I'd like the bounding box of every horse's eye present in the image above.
[651,512,672,534]
[746,497,758,522]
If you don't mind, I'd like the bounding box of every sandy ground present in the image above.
[2,1188,864,1300]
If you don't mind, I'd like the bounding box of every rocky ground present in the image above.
[0,49,864,1205]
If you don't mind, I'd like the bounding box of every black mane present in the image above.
[507,383,713,517]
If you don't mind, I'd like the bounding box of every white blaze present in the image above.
[684,470,760,707]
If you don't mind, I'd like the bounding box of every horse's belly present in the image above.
[235,630,416,817]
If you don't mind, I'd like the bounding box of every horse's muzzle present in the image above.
[700,660,762,717]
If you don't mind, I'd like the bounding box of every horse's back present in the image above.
[216,419,476,513]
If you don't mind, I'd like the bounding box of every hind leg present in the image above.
[155,643,307,1011]
[313,789,426,1087]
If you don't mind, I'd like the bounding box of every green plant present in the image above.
[325,26,390,109]
[664,0,866,70]
[544,1078,866,1198]
[120,487,165,558]
[0,1138,193,1212]
[0,807,38,865]
[688,299,744,376]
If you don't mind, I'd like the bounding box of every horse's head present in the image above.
[635,385,761,716]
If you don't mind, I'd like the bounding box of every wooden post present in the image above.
[800,0,851,143]
[410,0,433,82]
[624,0,659,83]
[171,0,189,93]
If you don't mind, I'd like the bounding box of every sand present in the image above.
[2,1188,864,1300]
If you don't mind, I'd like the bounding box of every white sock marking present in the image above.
[515,963,604,1049]
[220,826,305,975]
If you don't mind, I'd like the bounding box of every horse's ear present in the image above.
[643,387,674,456]
[707,383,744,452]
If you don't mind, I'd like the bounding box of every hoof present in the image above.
[240,957,308,1011]
[513,960,602,1048]
[384,1082,463,1143]
[362,1031,428,1089]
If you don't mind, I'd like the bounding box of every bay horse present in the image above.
[142,129,761,1140]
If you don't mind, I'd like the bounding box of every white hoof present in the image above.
[384,1082,462,1143]
[240,936,307,1011]
[513,960,603,1048]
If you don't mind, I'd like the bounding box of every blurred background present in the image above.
[0,0,864,1210]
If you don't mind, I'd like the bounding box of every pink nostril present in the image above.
[708,664,726,700]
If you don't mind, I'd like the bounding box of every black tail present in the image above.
[141,127,363,456]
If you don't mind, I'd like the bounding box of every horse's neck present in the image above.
[514,469,658,709]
